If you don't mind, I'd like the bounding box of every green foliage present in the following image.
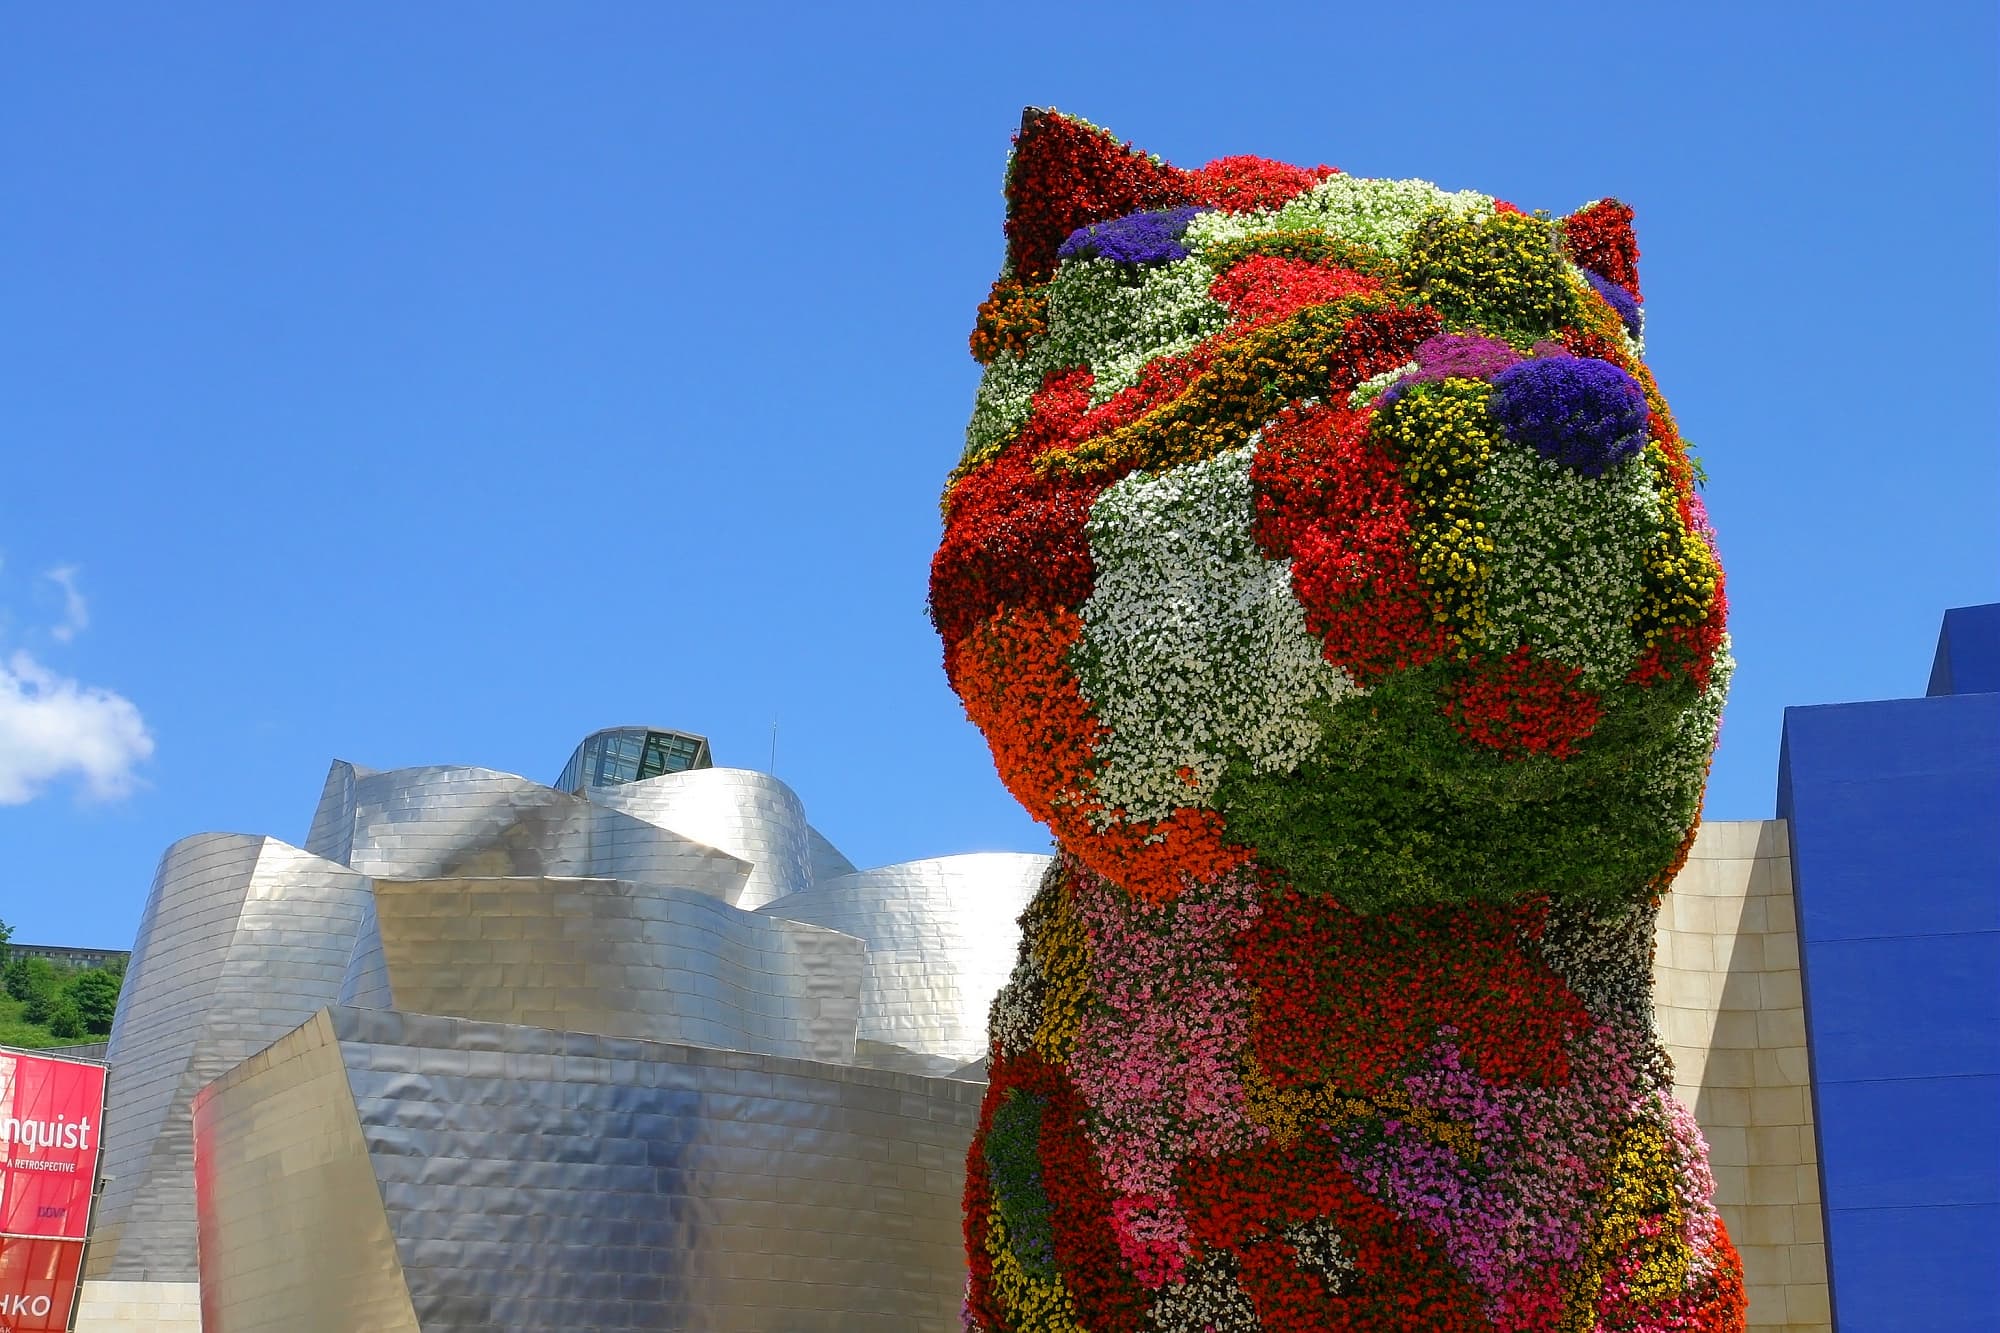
[67,969,122,1035]
[1201,229,1400,281]
[984,1091,1057,1279]
[3,956,57,1003]
[1211,664,1704,914]
[0,917,12,945]
[40,994,86,1041]
[1401,209,1583,348]
[0,953,124,1046]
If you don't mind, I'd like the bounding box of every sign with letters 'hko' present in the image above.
[0,1048,107,1333]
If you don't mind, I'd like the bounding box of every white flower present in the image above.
[1349,361,1420,409]
[965,348,1046,463]
[1274,174,1494,255]
[1073,446,1356,823]
[1042,257,1230,403]
[1477,441,1659,685]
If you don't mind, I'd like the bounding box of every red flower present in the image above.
[1251,402,1450,682]
[1179,1132,1492,1331]
[1209,255,1383,331]
[1187,155,1337,213]
[1004,109,1195,283]
[1237,896,1592,1095]
[1560,198,1642,300]
[1442,647,1605,760]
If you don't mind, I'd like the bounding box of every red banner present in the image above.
[0,1240,80,1332]
[0,1048,106,1332]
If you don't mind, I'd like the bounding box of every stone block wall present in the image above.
[1656,819,1830,1331]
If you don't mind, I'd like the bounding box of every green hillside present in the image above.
[0,920,124,1049]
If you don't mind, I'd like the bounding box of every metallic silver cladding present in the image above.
[805,823,858,883]
[303,760,754,903]
[758,852,1050,1072]
[302,759,367,864]
[192,1011,421,1333]
[335,876,865,1063]
[586,767,815,910]
[192,1007,985,1332]
[91,834,375,1282]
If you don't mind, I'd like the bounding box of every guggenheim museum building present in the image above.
[63,602,2000,1332]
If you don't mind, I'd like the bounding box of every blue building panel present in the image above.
[1927,602,2000,698]
[1825,1203,2000,1333]
[1799,934,2000,1084]
[1779,608,2000,1331]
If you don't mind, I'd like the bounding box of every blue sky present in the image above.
[1,4,1993,946]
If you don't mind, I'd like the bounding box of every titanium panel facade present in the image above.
[587,768,815,910]
[759,852,1049,1072]
[192,1007,985,1333]
[337,876,865,1063]
[90,834,375,1282]
[191,1011,420,1333]
[304,760,754,903]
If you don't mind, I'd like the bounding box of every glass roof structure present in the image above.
[555,726,712,794]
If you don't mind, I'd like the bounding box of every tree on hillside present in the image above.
[67,969,121,1036]
[0,916,12,945]
[4,956,56,1004]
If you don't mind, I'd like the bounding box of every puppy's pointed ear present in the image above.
[1560,198,1642,300]
[1003,107,1193,282]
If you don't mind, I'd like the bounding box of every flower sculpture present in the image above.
[933,109,1745,1332]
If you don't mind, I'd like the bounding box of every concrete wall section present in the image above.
[1779,690,2000,1333]
[72,1280,203,1332]
[1656,819,1829,1331]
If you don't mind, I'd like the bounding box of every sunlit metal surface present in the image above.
[586,767,816,909]
[760,853,1050,1073]
[304,760,754,903]
[192,1007,984,1333]
[89,834,374,1282]
[336,876,865,1063]
[806,824,858,883]
[97,732,1052,1323]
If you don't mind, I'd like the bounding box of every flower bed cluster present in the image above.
[940,110,1741,1331]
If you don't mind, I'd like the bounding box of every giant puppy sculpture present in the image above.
[932,110,1745,1332]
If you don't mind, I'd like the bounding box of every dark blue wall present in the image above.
[1928,603,2000,698]
[1779,604,2000,1332]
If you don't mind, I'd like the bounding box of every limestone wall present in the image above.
[72,1280,203,1331]
[1656,819,1830,1331]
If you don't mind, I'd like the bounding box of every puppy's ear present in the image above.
[1560,198,1642,301]
[1003,107,1193,283]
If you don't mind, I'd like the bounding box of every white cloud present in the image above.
[43,566,88,643]
[0,650,154,804]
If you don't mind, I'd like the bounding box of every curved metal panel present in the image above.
[191,1011,421,1333]
[335,876,865,1063]
[332,764,588,880]
[759,852,1050,1071]
[302,759,367,865]
[193,1008,984,1332]
[91,835,374,1282]
[588,768,814,910]
[806,824,858,884]
[308,763,753,903]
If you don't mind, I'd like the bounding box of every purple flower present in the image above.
[1488,356,1649,477]
[1414,331,1526,381]
[1378,332,1526,406]
[1057,206,1208,266]
[1583,268,1643,336]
